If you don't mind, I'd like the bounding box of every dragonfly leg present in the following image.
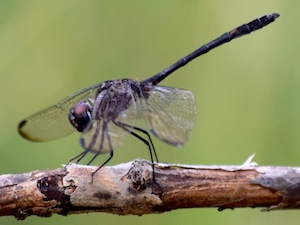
[67,142,90,165]
[87,152,100,165]
[91,150,114,182]
[113,120,162,192]
[130,126,159,162]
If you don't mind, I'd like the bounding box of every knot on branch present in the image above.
[126,159,153,191]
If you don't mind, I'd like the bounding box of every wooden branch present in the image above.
[1,157,300,220]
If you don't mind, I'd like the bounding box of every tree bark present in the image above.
[1,157,300,220]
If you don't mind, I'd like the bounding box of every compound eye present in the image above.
[69,101,92,132]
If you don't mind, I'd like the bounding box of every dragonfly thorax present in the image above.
[92,79,135,121]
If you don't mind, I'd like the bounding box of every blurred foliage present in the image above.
[1,1,300,224]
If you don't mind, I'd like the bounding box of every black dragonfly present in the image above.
[18,13,280,178]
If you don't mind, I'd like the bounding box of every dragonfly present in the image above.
[18,13,279,180]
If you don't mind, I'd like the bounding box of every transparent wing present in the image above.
[139,85,197,146]
[18,83,101,142]
[80,98,136,154]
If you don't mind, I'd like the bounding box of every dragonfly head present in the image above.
[69,101,92,132]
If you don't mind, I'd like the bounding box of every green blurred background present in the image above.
[1,1,299,224]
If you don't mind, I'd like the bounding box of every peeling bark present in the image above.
[1,158,300,220]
